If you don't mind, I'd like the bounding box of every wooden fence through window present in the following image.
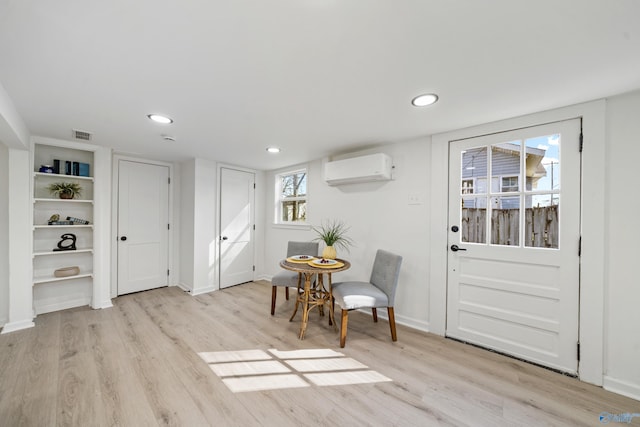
[461,206,558,248]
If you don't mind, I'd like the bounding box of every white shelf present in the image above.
[34,172,94,181]
[34,198,93,204]
[33,273,93,285]
[33,248,93,257]
[33,224,92,229]
[32,140,98,315]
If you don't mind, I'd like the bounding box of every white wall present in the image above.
[193,159,218,294]
[263,138,432,330]
[179,159,196,291]
[0,143,9,326]
[603,90,640,400]
[0,81,29,150]
[3,148,34,333]
[179,158,218,295]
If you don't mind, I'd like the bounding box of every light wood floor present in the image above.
[1,281,638,426]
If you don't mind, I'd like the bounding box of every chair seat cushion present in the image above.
[271,271,299,288]
[332,281,389,310]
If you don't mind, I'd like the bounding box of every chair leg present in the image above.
[372,307,378,322]
[340,309,349,348]
[388,307,397,342]
[285,287,289,300]
[271,286,277,315]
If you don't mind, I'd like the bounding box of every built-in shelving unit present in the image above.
[32,142,95,315]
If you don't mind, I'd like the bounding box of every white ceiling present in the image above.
[1,1,639,170]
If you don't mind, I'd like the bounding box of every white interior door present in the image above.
[219,167,255,289]
[117,160,169,295]
[447,119,581,374]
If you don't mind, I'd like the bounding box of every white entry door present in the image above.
[447,119,581,374]
[117,160,169,295]
[219,167,255,289]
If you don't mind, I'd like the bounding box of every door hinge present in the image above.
[579,132,583,152]
[168,223,170,230]
[253,265,255,272]
[167,269,170,276]
[577,342,581,361]
[168,177,171,184]
[253,224,256,231]
[253,183,256,189]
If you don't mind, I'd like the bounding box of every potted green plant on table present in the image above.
[47,182,82,199]
[312,219,353,260]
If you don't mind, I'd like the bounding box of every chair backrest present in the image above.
[369,249,403,306]
[286,241,319,258]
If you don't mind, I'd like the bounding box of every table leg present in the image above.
[298,272,313,339]
[317,274,325,317]
[328,272,337,329]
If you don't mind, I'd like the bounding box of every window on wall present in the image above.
[501,176,519,192]
[276,169,307,224]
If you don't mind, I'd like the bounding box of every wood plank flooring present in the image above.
[1,281,638,426]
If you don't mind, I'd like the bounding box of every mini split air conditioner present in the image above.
[324,153,393,186]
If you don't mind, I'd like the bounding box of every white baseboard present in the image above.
[175,282,193,293]
[1,319,35,334]
[190,285,217,296]
[603,376,640,401]
[353,309,430,334]
[92,299,113,310]
[35,297,91,315]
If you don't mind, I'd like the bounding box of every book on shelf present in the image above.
[78,162,90,177]
[66,216,90,224]
[48,220,75,225]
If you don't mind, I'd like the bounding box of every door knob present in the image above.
[450,244,466,252]
[221,236,228,241]
[120,236,127,241]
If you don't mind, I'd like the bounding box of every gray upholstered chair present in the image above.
[270,241,319,315]
[331,249,402,347]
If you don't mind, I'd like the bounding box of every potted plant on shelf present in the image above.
[312,219,353,260]
[47,182,82,199]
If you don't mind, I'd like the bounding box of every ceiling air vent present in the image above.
[72,129,93,141]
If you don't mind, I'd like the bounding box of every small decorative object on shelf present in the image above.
[53,233,77,251]
[47,182,82,199]
[39,165,54,173]
[66,216,90,224]
[54,266,80,277]
[48,213,76,225]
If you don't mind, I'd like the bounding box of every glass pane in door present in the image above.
[490,196,520,246]
[491,140,521,191]
[525,134,560,249]
[461,147,487,243]
[525,134,560,192]
[526,194,559,248]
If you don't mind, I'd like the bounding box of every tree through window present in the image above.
[277,169,307,223]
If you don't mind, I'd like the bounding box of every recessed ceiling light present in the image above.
[266,147,281,153]
[147,114,173,124]
[411,93,439,107]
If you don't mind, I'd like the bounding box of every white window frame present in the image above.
[500,175,519,192]
[275,168,308,225]
[461,178,475,194]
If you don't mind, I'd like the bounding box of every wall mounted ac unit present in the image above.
[324,153,392,186]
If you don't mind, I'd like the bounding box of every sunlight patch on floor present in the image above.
[198,348,392,393]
